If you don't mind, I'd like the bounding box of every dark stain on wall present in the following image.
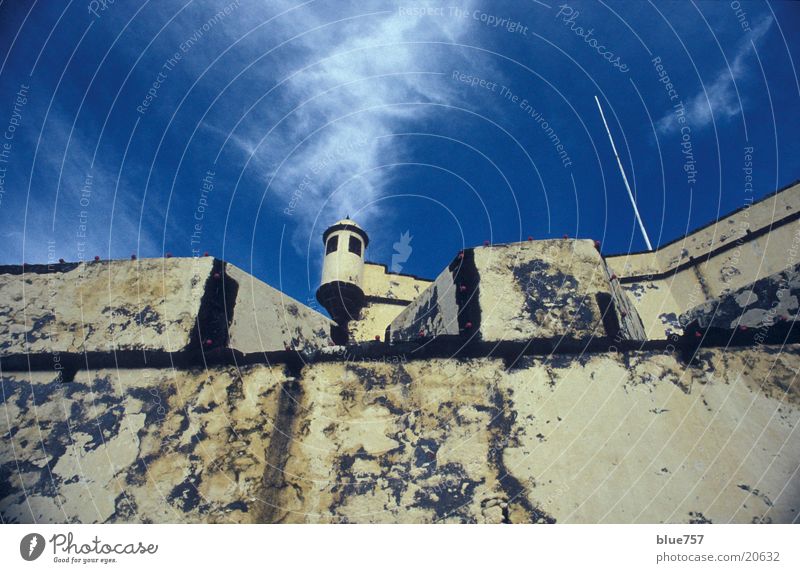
[487,388,556,523]
[411,461,484,522]
[512,258,594,329]
[450,248,482,339]
[257,377,302,524]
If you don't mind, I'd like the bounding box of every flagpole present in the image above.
[594,95,653,251]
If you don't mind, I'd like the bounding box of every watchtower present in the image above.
[316,217,369,343]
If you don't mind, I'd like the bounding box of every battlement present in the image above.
[0,257,333,370]
[387,239,645,351]
[2,182,800,525]
[607,180,800,340]
[4,183,800,366]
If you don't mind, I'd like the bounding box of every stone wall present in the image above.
[0,257,214,358]
[351,182,800,344]
[3,183,800,524]
[606,182,800,340]
[389,240,645,349]
[0,257,333,370]
[348,301,406,343]
[361,263,432,302]
[2,347,797,523]
[347,263,433,342]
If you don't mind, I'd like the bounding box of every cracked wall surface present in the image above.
[0,365,291,523]
[347,264,433,343]
[0,258,214,357]
[3,183,800,525]
[0,258,333,370]
[2,346,797,524]
[607,182,800,340]
[389,240,644,347]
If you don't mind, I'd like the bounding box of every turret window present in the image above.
[326,235,338,254]
[349,236,362,256]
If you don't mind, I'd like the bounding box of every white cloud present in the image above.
[4,0,482,264]
[656,16,772,134]
[200,0,477,243]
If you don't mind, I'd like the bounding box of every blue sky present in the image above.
[0,0,798,309]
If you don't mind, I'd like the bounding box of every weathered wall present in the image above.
[0,257,333,368]
[388,262,461,341]
[0,365,291,523]
[362,263,432,302]
[680,263,800,344]
[615,266,699,340]
[654,182,800,272]
[225,263,334,353]
[3,346,797,524]
[3,183,800,525]
[354,182,800,344]
[607,182,800,339]
[0,258,213,357]
[389,240,645,347]
[348,301,406,343]
[276,348,800,524]
[346,263,434,342]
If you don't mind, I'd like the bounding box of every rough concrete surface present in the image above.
[362,263,432,301]
[225,263,333,354]
[679,263,800,348]
[389,240,644,346]
[0,258,214,358]
[0,365,291,523]
[0,258,334,368]
[2,347,797,524]
[3,183,800,524]
[606,182,800,341]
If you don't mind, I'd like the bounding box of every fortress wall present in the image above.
[348,264,434,343]
[654,181,800,272]
[388,261,461,342]
[680,263,800,338]
[603,249,661,278]
[348,301,406,343]
[692,221,800,296]
[361,263,432,301]
[0,365,292,524]
[3,346,797,524]
[473,240,642,342]
[619,268,702,339]
[616,223,800,340]
[3,183,800,525]
[279,348,800,524]
[389,240,645,345]
[607,182,800,340]
[0,258,214,357]
[225,263,334,353]
[499,348,800,524]
[0,258,333,367]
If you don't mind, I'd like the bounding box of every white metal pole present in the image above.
[594,95,653,251]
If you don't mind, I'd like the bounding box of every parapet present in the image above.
[607,180,800,340]
[0,257,333,369]
[679,262,800,346]
[387,239,645,351]
[346,262,434,343]
[225,263,334,355]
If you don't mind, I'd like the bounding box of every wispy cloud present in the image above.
[3,0,482,264]
[656,16,773,134]
[11,107,159,264]
[202,0,477,240]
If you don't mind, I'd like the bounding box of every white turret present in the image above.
[316,218,369,341]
